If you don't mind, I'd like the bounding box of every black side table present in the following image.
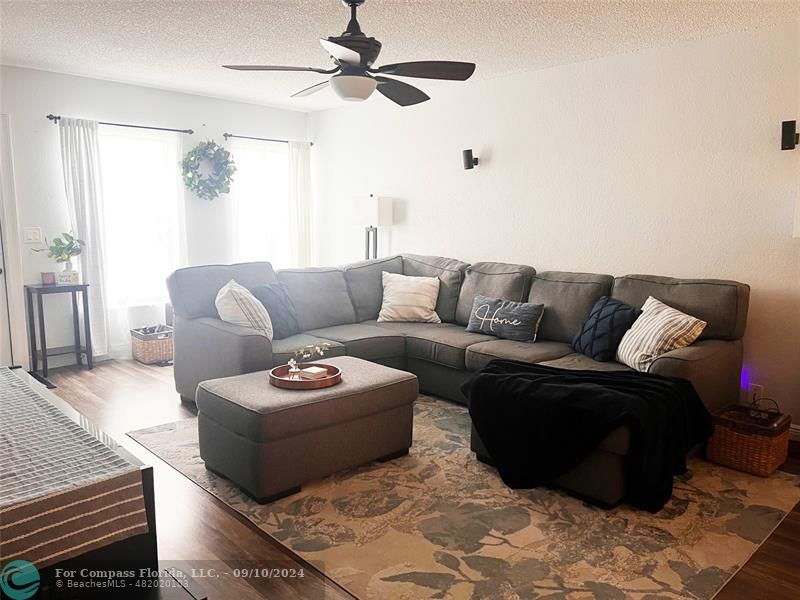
[25,283,93,378]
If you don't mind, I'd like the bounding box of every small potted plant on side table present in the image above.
[33,232,85,284]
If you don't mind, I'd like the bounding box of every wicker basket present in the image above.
[131,325,174,365]
[707,404,790,476]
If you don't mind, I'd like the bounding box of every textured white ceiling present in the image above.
[2,1,798,112]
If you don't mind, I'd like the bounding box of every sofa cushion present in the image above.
[465,340,573,371]
[270,334,345,366]
[277,268,357,331]
[611,275,749,340]
[528,272,614,343]
[306,324,405,361]
[167,262,277,319]
[369,320,494,369]
[538,353,633,373]
[571,296,642,362]
[250,282,301,340]
[401,254,469,323]
[342,255,403,322]
[455,262,536,326]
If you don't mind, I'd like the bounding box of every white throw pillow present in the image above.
[215,279,274,339]
[377,271,442,323]
[616,296,706,372]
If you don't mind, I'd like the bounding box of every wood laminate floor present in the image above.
[47,361,353,600]
[47,360,799,600]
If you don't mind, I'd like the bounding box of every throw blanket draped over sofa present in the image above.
[464,361,712,512]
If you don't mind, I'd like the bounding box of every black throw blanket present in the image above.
[463,360,712,512]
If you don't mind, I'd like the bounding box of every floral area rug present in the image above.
[129,396,800,599]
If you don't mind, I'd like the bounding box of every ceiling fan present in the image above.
[223,0,476,106]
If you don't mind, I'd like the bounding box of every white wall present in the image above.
[1,66,308,359]
[311,23,800,414]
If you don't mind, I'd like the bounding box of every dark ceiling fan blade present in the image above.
[319,39,362,65]
[373,61,475,81]
[375,76,429,107]
[291,80,331,98]
[223,65,338,73]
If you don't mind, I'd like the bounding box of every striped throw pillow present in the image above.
[377,271,442,323]
[616,296,706,372]
[215,279,274,340]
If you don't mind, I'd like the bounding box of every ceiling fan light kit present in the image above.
[330,74,377,101]
[223,0,475,107]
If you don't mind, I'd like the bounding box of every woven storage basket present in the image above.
[131,325,174,365]
[707,405,790,476]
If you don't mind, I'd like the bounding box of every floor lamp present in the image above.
[365,196,393,259]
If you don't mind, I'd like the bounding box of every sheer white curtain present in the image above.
[58,118,110,355]
[60,120,185,358]
[228,138,313,268]
[288,141,313,267]
[98,127,185,357]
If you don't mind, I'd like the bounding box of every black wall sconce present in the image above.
[782,121,798,151]
[462,149,479,170]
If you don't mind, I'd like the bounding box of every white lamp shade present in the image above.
[330,75,377,102]
[377,196,393,226]
[367,196,393,227]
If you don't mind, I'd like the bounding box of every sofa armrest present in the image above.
[648,339,743,413]
[173,316,272,402]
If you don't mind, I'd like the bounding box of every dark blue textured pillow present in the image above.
[572,296,642,362]
[466,295,545,342]
[250,282,301,340]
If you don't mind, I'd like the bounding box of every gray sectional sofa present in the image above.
[167,253,748,409]
[167,253,749,506]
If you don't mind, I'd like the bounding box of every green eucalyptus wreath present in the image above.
[181,140,236,200]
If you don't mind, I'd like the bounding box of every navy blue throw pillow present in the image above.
[572,296,642,362]
[466,295,545,342]
[250,282,301,340]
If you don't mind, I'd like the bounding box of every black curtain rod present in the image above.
[222,132,313,146]
[46,114,194,135]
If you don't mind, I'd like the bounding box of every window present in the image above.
[228,138,291,266]
[98,128,184,308]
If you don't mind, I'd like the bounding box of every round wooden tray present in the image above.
[269,363,342,390]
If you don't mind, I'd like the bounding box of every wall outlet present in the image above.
[22,227,42,244]
[748,383,764,404]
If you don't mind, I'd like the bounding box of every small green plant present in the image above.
[288,343,331,368]
[33,232,85,263]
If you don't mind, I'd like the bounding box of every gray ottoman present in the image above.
[196,356,418,502]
